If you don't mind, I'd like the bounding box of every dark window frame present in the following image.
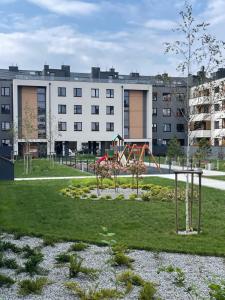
[91,88,99,98]
[106,105,114,115]
[106,89,114,98]
[91,105,99,115]
[58,87,66,97]
[58,121,67,131]
[74,88,82,97]
[106,122,114,131]
[1,104,10,114]
[74,122,82,131]
[91,122,99,131]
[58,104,67,114]
[1,87,10,97]
[74,105,82,114]
[163,123,171,132]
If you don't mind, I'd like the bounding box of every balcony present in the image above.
[189,130,211,139]
[190,113,211,122]
[189,96,211,106]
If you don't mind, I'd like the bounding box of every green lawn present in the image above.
[0,177,224,256]
[15,159,91,178]
[204,176,225,181]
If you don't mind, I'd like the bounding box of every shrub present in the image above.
[0,273,15,287]
[90,194,98,199]
[111,251,134,268]
[105,195,112,200]
[69,254,97,279]
[141,192,152,202]
[117,270,145,293]
[55,252,71,263]
[115,194,125,201]
[65,282,122,299]
[129,193,137,201]
[18,277,48,296]
[208,280,225,300]
[138,282,157,300]
[0,241,21,253]
[69,242,88,252]
[3,258,19,270]
[112,243,128,254]
[22,245,42,259]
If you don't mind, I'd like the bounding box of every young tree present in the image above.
[127,160,146,195]
[195,138,211,161]
[167,137,184,161]
[165,1,225,232]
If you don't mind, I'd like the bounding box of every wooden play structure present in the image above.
[96,134,160,169]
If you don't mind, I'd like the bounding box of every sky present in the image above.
[0,0,225,76]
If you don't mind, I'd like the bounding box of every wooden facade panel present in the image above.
[129,90,143,138]
[21,87,38,139]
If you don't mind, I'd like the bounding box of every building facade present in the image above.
[0,65,188,157]
[190,77,225,147]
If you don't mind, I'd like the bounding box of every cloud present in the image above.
[27,0,99,16]
[144,19,177,30]
[203,0,225,25]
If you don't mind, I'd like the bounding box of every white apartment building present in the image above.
[189,77,225,146]
[13,77,152,156]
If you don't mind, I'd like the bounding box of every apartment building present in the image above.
[0,65,188,157]
[189,76,225,146]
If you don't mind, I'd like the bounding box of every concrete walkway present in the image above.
[15,173,225,191]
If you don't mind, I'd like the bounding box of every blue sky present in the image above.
[0,0,224,75]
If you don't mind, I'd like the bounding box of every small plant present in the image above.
[70,242,88,252]
[141,192,152,202]
[19,250,46,276]
[117,270,145,293]
[105,195,112,200]
[69,254,98,279]
[90,194,98,199]
[0,273,15,287]
[208,280,225,300]
[43,236,57,246]
[111,251,134,268]
[112,243,128,254]
[138,281,157,300]
[115,194,125,201]
[157,265,185,287]
[0,241,21,253]
[65,282,122,299]
[99,226,116,247]
[55,252,71,263]
[22,245,42,259]
[18,277,48,296]
[129,193,137,200]
[3,258,19,269]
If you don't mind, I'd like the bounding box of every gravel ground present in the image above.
[90,188,144,199]
[0,233,225,300]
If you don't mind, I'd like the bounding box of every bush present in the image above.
[20,250,46,276]
[117,270,145,293]
[0,273,15,287]
[129,193,137,201]
[90,194,98,199]
[208,281,225,300]
[55,252,71,263]
[138,282,157,300]
[111,251,134,268]
[3,258,19,269]
[18,277,48,296]
[69,254,97,279]
[105,195,112,200]
[69,242,88,252]
[0,241,21,253]
[115,194,125,201]
[141,192,152,202]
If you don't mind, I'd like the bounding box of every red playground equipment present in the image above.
[96,134,160,170]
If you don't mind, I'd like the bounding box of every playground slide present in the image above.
[120,154,127,166]
[97,154,107,163]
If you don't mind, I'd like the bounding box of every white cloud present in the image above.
[27,0,99,16]
[144,19,177,30]
[203,0,225,25]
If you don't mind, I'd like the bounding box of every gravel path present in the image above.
[0,233,224,300]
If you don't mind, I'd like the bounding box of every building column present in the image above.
[62,142,65,156]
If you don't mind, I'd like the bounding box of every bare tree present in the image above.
[164,1,225,232]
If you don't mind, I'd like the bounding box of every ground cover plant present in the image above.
[15,158,91,178]
[0,178,225,255]
[18,277,49,296]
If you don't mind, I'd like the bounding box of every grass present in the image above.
[15,158,91,178]
[204,176,225,181]
[0,178,225,256]
[18,277,48,296]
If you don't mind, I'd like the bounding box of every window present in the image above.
[58,87,66,97]
[163,93,171,101]
[153,92,157,101]
[74,88,82,97]
[177,108,185,117]
[74,122,82,131]
[91,122,99,131]
[153,139,157,145]
[178,139,185,146]
[152,123,157,132]
[91,88,99,98]
[177,124,185,132]
[1,122,10,130]
[74,105,82,114]
[124,90,129,107]
[163,108,171,117]
[162,139,170,145]
[91,105,99,114]
[106,122,114,131]
[176,93,185,101]
[214,104,220,111]
[58,104,66,114]
[2,139,11,146]
[214,121,220,129]
[1,104,10,114]
[58,122,67,131]
[214,138,219,146]
[163,123,171,132]
[1,87,10,96]
[106,89,114,98]
[152,108,157,116]
[214,86,219,93]
[106,106,114,115]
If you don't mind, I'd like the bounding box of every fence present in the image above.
[55,156,96,173]
[0,156,14,180]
